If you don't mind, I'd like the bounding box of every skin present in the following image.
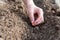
[55,0,60,7]
[55,0,60,12]
[23,0,44,26]
[0,0,44,26]
[0,0,60,26]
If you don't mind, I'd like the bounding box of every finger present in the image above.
[34,8,44,25]
[38,8,44,17]
[34,17,41,25]
[34,17,44,25]
[28,10,34,25]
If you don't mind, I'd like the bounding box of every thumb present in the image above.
[28,10,34,25]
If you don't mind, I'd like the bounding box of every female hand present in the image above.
[27,5,44,26]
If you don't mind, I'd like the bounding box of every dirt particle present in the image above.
[55,27,59,30]
[0,35,2,38]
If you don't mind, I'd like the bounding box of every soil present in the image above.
[0,0,60,40]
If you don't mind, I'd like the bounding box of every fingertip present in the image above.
[34,22,39,26]
[34,18,41,25]
[34,18,44,26]
[31,21,35,26]
[34,21,39,25]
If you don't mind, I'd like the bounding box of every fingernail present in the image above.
[32,22,35,26]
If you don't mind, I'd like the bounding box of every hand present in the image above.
[26,5,44,26]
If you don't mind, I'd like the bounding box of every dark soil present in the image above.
[0,0,60,40]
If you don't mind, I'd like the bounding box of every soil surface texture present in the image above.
[0,0,60,40]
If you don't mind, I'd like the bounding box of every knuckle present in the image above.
[40,8,43,11]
